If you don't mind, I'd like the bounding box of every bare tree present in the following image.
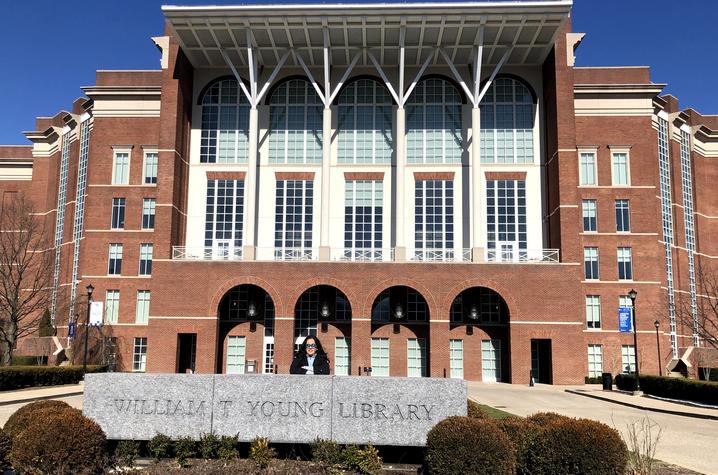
[0,193,53,365]
[675,266,718,350]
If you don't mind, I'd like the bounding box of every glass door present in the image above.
[481,339,501,382]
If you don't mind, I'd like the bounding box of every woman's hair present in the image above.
[296,334,328,359]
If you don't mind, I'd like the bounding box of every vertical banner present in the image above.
[89,301,104,326]
[618,307,633,333]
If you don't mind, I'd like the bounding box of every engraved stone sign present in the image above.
[83,373,466,445]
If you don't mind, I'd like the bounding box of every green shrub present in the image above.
[616,374,718,405]
[584,376,603,384]
[355,445,382,475]
[175,436,197,466]
[114,440,140,467]
[199,432,221,459]
[9,405,107,474]
[341,444,362,470]
[496,417,543,475]
[10,355,48,366]
[38,308,53,337]
[426,416,515,475]
[3,399,72,440]
[249,437,276,468]
[149,433,173,460]
[311,438,344,466]
[614,373,639,391]
[0,430,11,470]
[0,365,105,390]
[525,411,572,427]
[467,399,489,419]
[218,435,239,462]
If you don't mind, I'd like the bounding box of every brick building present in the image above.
[1,2,716,384]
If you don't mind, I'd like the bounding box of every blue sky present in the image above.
[1,0,716,144]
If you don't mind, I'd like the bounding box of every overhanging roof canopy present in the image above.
[163,2,573,68]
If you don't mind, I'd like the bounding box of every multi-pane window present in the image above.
[407,78,462,164]
[108,244,123,275]
[205,179,244,256]
[132,337,147,372]
[142,198,156,229]
[407,290,429,321]
[269,79,322,164]
[275,180,313,258]
[612,152,630,185]
[585,295,601,329]
[407,339,427,377]
[264,342,275,374]
[621,345,636,374]
[135,290,150,324]
[335,337,351,376]
[200,79,250,163]
[112,152,130,185]
[226,336,247,374]
[486,180,527,260]
[449,340,464,379]
[480,77,534,163]
[617,247,633,280]
[582,199,597,232]
[143,152,158,184]
[680,128,699,346]
[111,198,126,229]
[579,152,597,186]
[344,180,383,257]
[51,130,72,322]
[615,200,630,232]
[105,290,120,324]
[414,180,454,260]
[587,345,603,378]
[371,338,390,376]
[294,288,318,343]
[139,243,153,276]
[619,295,631,311]
[584,247,599,280]
[338,79,392,164]
[69,118,91,320]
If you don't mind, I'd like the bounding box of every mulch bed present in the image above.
[143,459,343,474]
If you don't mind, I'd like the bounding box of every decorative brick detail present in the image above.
[344,172,385,180]
[484,172,528,180]
[413,172,455,180]
[206,171,247,180]
[275,171,315,180]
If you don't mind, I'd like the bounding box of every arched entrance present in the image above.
[370,286,430,377]
[293,285,352,375]
[450,287,511,382]
[216,284,275,374]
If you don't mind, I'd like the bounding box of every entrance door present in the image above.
[177,333,197,373]
[530,339,553,384]
[226,336,246,374]
[481,339,501,382]
[262,336,275,374]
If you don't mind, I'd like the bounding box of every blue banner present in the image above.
[68,322,76,338]
[618,307,633,333]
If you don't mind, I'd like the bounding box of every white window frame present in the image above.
[105,290,120,324]
[583,247,599,280]
[135,290,150,324]
[585,295,601,329]
[132,337,147,372]
[578,148,598,186]
[407,338,427,377]
[610,147,631,186]
[226,335,247,374]
[108,243,123,275]
[449,339,464,379]
[618,247,633,281]
[335,337,351,376]
[111,147,131,185]
[615,199,631,233]
[582,199,597,232]
[621,345,636,374]
[587,344,603,378]
[142,198,156,230]
[371,337,390,376]
[142,149,158,184]
[139,243,153,276]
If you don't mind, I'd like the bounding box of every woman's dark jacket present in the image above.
[290,353,330,375]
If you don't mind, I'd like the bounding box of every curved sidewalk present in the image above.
[0,383,84,406]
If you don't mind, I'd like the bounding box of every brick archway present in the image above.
[441,278,520,321]
[208,276,283,318]
[283,277,358,318]
[363,278,438,320]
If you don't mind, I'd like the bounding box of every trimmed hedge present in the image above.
[0,365,105,390]
[426,416,515,474]
[616,374,718,405]
[3,399,72,440]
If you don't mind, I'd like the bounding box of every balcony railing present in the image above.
[256,247,318,261]
[172,246,243,261]
[484,248,560,263]
[408,249,472,262]
[332,248,395,262]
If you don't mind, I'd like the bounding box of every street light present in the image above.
[654,320,662,376]
[628,289,640,392]
[83,284,94,375]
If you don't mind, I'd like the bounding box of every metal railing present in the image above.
[256,247,318,261]
[172,246,243,261]
[484,248,560,263]
[408,248,472,262]
[332,248,395,262]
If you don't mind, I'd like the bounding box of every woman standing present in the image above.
[290,335,330,375]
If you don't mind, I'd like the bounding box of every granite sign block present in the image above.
[83,374,466,445]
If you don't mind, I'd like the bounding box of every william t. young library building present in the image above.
[2,1,717,384]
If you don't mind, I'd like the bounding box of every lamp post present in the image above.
[628,289,640,392]
[83,284,94,375]
[654,320,662,377]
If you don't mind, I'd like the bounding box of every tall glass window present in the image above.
[582,199,597,232]
[587,344,603,378]
[371,338,390,376]
[112,152,130,184]
[105,290,120,324]
[449,339,464,379]
[269,79,322,164]
[139,243,153,276]
[407,339,427,377]
[143,152,158,183]
[205,179,244,257]
[111,198,126,229]
[142,198,156,230]
[414,180,454,260]
[584,247,599,280]
[585,295,601,329]
[200,79,250,163]
[615,200,630,232]
[680,128,699,346]
[275,180,313,259]
[135,290,150,324]
[335,337,351,376]
[337,79,392,164]
[579,152,597,186]
[618,247,633,280]
[612,153,630,185]
[108,244,123,275]
[621,345,636,373]
[226,336,247,374]
[344,180,383,259]
[69,118,91,321]
[407,78,462,164]
[132,337,147,372]
[486,180,527,260]
[480,78,534,163]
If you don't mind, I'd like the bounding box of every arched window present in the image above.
[268,79,323,164]
[200,78,251,163]
[337,79,393,164]
[480,77,535,164]
[406,78,463,164]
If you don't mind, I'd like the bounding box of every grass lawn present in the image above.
[471,400,515,419]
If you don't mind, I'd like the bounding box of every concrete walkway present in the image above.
[0,382,83,406]
[468,382,718,475]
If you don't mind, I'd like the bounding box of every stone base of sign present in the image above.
[83,374,466,445]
